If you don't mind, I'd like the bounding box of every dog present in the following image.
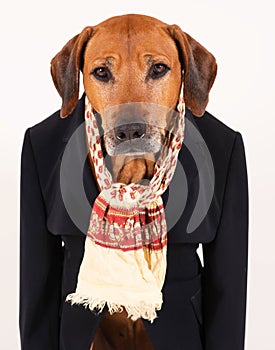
[50,13,217,350]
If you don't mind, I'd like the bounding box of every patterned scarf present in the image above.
[66,85,185,323]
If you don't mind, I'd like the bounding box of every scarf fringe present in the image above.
[65,292,161,323]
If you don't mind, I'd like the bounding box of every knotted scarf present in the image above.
[66,85,185,323]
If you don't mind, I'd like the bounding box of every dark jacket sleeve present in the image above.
[19,128,64,349]
[202,132,249,350]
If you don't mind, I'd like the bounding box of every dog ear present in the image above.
[50,26,94,118]
[168,25,217,117]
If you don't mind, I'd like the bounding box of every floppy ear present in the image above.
[50,26,94,118]
[168,24,217,117]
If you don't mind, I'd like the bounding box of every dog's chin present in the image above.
[106,139,161,157]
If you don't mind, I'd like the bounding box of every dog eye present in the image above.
[92,67,111,82]
[150,63,170,79]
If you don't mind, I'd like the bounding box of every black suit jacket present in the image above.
[19,94,249,350]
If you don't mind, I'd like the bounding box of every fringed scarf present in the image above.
[66,85,185,323]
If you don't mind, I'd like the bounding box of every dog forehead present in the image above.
[85,16,177,63]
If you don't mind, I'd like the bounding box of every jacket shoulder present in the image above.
[29,109,61,130]
[189,109,240,165]
[22,109,67,192]
[195,109,238,141]
[27,95,85,155]
[28,109,67,145]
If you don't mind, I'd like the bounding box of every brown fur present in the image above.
[51,14,217,349]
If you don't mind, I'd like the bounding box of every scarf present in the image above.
[66,85,185,323]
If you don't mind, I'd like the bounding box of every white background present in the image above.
[1,0,274,349]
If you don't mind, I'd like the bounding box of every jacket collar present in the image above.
[62,92,86,143]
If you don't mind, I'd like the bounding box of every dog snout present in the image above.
[102,104,165,156]
[114,121,146,142]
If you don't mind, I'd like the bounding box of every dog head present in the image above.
[51,14,217,158]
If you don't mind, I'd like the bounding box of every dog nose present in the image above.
[114,122,146,142]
